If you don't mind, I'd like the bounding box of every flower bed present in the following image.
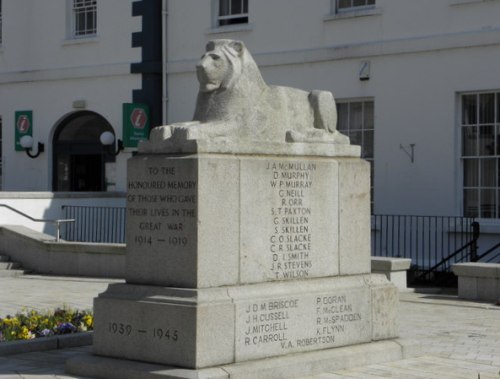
[0,308,93,342]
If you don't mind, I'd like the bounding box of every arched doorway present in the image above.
[53,111,115,191]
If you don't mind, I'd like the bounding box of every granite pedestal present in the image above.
[67,150,399,378]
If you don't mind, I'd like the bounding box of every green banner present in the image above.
[15,111,33,151]
[123,103,150,148]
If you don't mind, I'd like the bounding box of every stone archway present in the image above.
[52,111,114,191]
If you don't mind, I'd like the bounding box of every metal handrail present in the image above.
[414,221,480,283]
[0,204,75,242]
[475,241,500,262]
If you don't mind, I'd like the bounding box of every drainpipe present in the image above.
[162,0,168,124]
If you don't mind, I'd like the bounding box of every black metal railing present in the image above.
[474,241,500,263]
[372,215,478,284]
[61,205,126,243]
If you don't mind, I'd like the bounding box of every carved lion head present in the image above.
[196,40,245,93]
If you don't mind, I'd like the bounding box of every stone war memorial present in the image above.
[68,40,401,379]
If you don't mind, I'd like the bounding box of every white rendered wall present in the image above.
[0,0,142,191]
[0,192,125,237]
[165,0,500,217]
[0,74,140,191]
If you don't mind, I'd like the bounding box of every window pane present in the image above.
[481,189,496,218]
[338,0,352,9]
[497,94,500,123]
[480,158,496,187]
[462,95,477,125]
[353,0,367,6]
[337,103,349,132]
[363,130,374,159]
[0,0,2,44]
[243,0,248,13]
[463,159,479,187]
[363,101,374,130]
[349,131,362,147]
[76,13,86,34]
[464,189,479,217]
[219,0,230,16]
[478,125,495,156]
[367,0,375,4]
[349,102,363,130]
[462,126,477,156]
[231,0,242,14]
[88,11,96,32]
[479,93,495,124]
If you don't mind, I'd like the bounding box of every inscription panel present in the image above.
[234,287,371,361]
[240,158,339,283]
[94,283,374,367]
[125,156,199,286]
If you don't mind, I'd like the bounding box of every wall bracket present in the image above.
[400,144,415,163]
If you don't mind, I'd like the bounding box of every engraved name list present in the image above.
[267,161,316,280]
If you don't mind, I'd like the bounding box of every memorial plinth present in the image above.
[124,152,368,289]
[67,39,401,379]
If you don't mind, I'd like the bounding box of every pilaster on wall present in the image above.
[131,0,163,129]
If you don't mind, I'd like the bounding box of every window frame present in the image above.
[460,91,500,219]
[216,0,248,27]
[70,0,97,39]
[333,0,376,14]
[336,98,375,213]
[0,115,2,189]
[0,0,3,45]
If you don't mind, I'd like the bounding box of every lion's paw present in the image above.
[286,129,350,144]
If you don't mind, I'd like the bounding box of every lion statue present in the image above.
[145,39,349,146]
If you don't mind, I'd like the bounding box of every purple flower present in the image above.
[40,329,52,337]
[56,322,77,334]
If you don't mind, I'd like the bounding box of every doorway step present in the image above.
[0,254,27,277]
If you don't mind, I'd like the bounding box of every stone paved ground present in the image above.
[307,291,500,379]
[0,275,120,317]
[0,276,499,378]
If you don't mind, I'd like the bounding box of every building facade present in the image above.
[2,0,500,230]
[0,0,163,192]
[165,0,500,227]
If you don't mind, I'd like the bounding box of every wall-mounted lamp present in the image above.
[100,131,124,156]
[20,135,45,159]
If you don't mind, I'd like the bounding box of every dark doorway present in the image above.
[53,111,114,191]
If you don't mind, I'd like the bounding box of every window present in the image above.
[72,0,97,38]
[337,99,375,212]
[218,0,248,26]
[0,116,2,188]
[0,0,3,45]
[335,0,375,12]
[461,92,500,218]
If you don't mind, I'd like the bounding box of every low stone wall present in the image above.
[452,262,500,301]
[0,192,125,238]
[371,257,412,290]
[0,225,125,278]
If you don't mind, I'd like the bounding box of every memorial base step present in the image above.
[66,339,419,379]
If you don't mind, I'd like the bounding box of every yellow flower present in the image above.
[18,326,31,340]
[83,314,93,328]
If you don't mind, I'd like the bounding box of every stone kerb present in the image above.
[371,257,412,290]
[452,262,500,301]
